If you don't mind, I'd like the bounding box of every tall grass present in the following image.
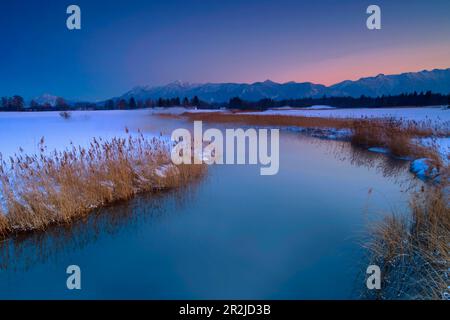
[168,111,448,162]
[170,112,446,174]
[0,209,8,238]
[0,132,206,238]
[168,111,354,129]
[59,111,72,119]
[349,117,445,162]
[366,164,449,299]
[169,111,447,132]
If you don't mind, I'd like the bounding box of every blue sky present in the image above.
[0,0,449,101]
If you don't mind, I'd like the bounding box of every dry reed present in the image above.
[366,164,449,299]
[165,111,448,161]
[0,132,206,238]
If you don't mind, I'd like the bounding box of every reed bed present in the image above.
[366,164,449,299]
[0,132,206,238]
[168,111,448,163]
[349,117,446,162]
[171,111,354,129]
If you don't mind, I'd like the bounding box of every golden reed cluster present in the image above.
[0,132,206,238]
[367,165,449,299]
[169,111,448,164]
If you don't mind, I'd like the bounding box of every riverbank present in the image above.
[365,164,449,299]
[159,108,449,299]
[161,109,449,179]
[0,133,206,238]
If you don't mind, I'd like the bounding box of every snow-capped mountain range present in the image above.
[31,94,77,107]
[33,93,59,106]
[117,68,450,102]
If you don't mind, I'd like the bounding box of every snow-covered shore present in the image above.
[244,106,450,123]
[418,137,450,163]
[172,106,450,180]
[0,109,160,158]
[157,105,449,127]
[153,105,450,121]
[1,107,448,181]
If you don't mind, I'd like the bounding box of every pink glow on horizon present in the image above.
[281,44,450,86]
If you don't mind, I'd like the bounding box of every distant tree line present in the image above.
[226,91,450,110]
[101,95,207,110]
[0,95,26,111]
[1,91,449,112]
[0,95,72,111]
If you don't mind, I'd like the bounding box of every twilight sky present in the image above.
[0,0,449,101]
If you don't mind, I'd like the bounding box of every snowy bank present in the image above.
[417,137,450,164]
[248,106,450,123]
[0,109,165,159]
[410,158,440,181]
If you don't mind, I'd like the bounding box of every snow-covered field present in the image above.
[158,105,449,124]
[153,105,450,120]
[0,110,161,159]
[176,106,450,163]
[1,107,448,162]
[151,107,225,115]
[247,106,450,123]
[418,137,450,163]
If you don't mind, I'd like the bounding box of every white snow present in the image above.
[283,126,351,140]
[151,107,224,115]
[0,110,179,214]
[163,106,449,164]
[1,108,448,177]
[155,164,178,178]
[0,109,162,159]
[304,105,336,110]
[157,106,450,124]
[247,106,450,123]
[410,158,439,180]
[417,137,450,164]
[263,105,336,111]
[33,93,59,107]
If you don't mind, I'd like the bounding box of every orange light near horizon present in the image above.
[282,43,450,86]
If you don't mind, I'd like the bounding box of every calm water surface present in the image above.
[0,111,414,299]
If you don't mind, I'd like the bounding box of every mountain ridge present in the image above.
[116,68,450,103]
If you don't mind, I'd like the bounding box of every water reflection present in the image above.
[0,185,203,272]
[312,137,417,190]
[0,134,415,272]
[0,131,418,299]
